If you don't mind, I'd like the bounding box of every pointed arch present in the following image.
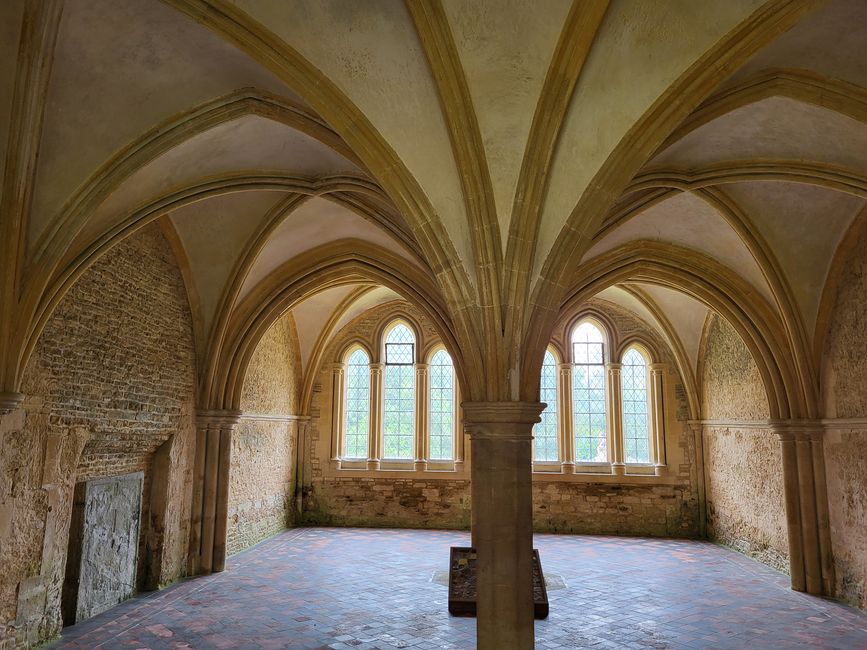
[529,241,814,421]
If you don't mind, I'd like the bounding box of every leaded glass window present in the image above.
[428,349,454,460]
[344,348,370,459]
[534,350,559,461]
[621,347,651,463]
[572,322,607,462]
[383,323,415,459]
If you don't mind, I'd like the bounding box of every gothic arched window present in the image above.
[344,348,370,459]
[572,321,607,462]
[382,322,416,459]
[534,349,559,462]
[428,349,455,460]
[621,347,651,464]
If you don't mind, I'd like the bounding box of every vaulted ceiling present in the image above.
[2,0,865,414]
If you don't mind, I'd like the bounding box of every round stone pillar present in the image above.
[463,401,543,650]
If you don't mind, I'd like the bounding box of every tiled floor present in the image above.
[53,527,867,649]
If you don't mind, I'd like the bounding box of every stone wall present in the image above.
[821,222,867,609]
[302,299,701,539]
[227,313,300,556]
[700,314,788,572]
[533,481,698,537]
[303,477,699,537]
[700,315,770,421]
[304,477,471,530]
[0,224,196,647]
[702,425,788,572]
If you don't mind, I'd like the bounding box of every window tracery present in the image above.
[383,323,415,460]
[343,348,370,459]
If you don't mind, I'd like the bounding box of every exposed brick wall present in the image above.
[302,299,701,539]
[0,224,196,646]
[700,314,788,572]
[304,478,471,529]
[228,313,301,555]
[821,222,867,609]
[302,478,698,537]
[533,481,698,537]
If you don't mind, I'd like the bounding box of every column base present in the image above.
[366,459,380,471]
[560,461,576,475]
[611,462,626,476]
[414,459,428,471]
[654,463,667,477]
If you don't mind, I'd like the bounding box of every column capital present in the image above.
[0,392,25,416]
[369,362,385,372]
[649,363,667,374]
[771,419,823,441]
[557,363,571,372]
[329,362,346,373]
[195,409,242,429]
[462,401,544,440]
[415,363,429,372]
[606,362,622,373]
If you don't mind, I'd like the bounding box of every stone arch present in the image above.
[524,241,812,420]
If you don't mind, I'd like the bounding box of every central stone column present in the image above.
[463,401,543,650]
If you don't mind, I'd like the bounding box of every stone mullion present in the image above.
[415,363,429,470]
[649,363,667,475]
[558,363,574,473]
[607,363,624,475]
[368,363,384,470]
[330,363,346,466]
[454,381,465,471]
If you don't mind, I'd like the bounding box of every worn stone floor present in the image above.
[52,527,867,649]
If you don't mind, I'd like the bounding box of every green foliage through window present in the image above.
[429,349,454,460]
[534,350,558,461]
[344,348,370,458]
[622,347,651,463]
[383,323,415,459]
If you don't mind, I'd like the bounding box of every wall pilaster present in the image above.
[774,421,834,597]
[191,409,241,574]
